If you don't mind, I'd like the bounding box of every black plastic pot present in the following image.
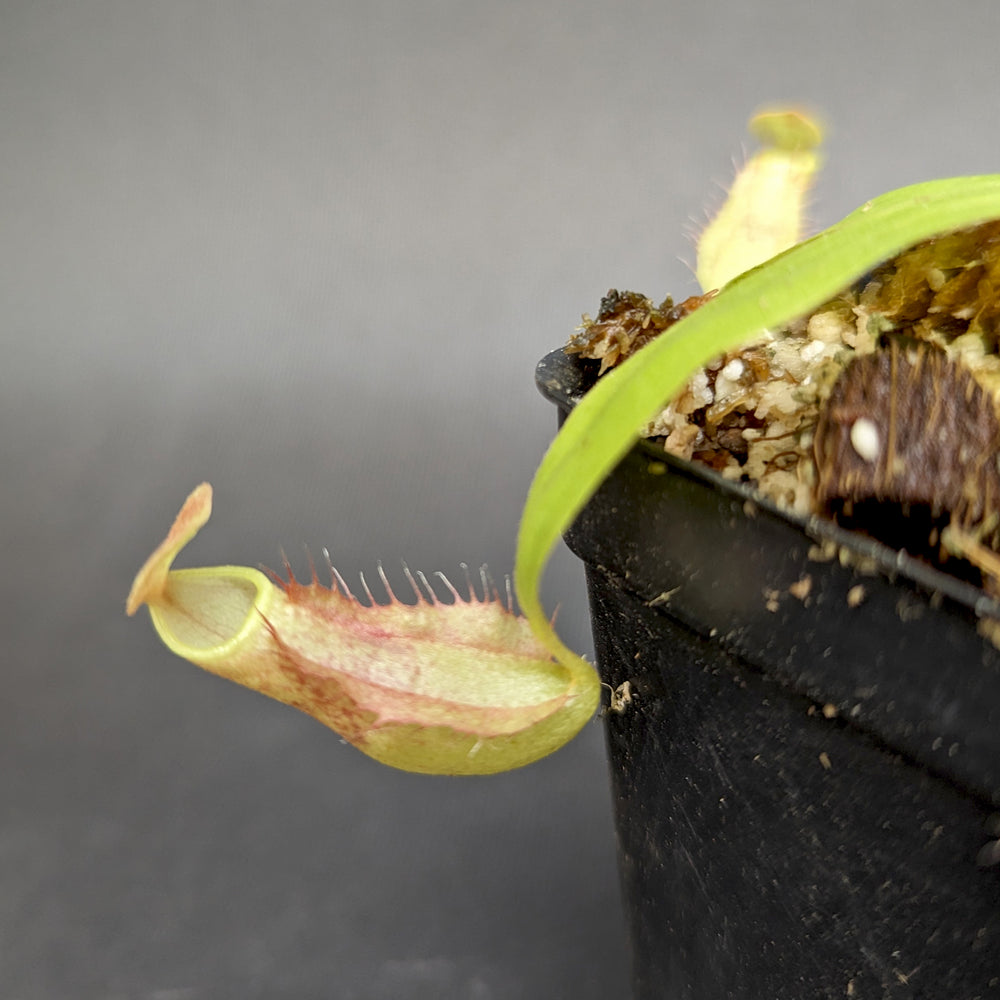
[536,348,1000,1000]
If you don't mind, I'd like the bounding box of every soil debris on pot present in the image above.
[567,219,1000,598]
[567,288,717,375]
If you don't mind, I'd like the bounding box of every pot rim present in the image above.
[536,347,1000,624]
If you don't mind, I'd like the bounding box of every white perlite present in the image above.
[849,417,881,463]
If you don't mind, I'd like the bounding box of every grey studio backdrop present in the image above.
[4,2,1000,998]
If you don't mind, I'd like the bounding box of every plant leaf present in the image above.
[516,175,1000,666]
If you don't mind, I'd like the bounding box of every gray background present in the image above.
[4,2,1000,997]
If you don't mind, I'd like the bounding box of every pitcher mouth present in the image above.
[125,482,277,665]
[149,565,274,662]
